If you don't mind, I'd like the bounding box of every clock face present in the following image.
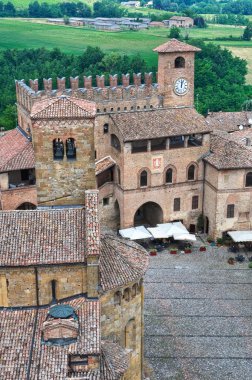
[174,78,189,96]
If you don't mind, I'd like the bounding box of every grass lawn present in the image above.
[4,0,96,8]
[0,18,252,81]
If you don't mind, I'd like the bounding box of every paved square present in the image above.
[144,243,252,379]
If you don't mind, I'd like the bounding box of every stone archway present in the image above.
[16,202,36,210]
[134,202,163,227]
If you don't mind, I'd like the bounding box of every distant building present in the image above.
[121,1,141,7]
[164,16,194,28]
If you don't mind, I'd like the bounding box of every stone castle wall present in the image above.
[0,185,37,210]
[101,281,143,380]
[0,264,87,307]
[32,118,96,206]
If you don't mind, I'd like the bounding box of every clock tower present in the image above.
[153,39,201,108]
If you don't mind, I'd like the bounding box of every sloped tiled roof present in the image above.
[95,156,116,175]
[153,39,201,53]
[0,297,101,380]
[110,108,211,142]
[206,111,252,132]
[100,235,149,291]
[101,341,129,380]
[0,128,35,172]
[31,96,96,119]
[204,130,252,170]
[0,208,86,266]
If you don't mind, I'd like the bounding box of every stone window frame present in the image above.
[192,195,199,210]
[245,171,252,187]
[227,204,235,218]
[138,168,151,188]
[114,290,122,306]
[111,134,121,152]
[175,56,185,69]
[187,162,198,181]
[103,123,109,134]
[65,137,77,161]
[174,197,181,212]
[53,138,64,160]
[124,318,136,350]
[164,165,177,184]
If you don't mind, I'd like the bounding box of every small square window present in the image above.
[103,197,109,206]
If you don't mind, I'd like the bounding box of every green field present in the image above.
[0,18,252,81]
[2,0,96,7]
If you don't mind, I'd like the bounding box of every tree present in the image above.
[242,99,252,111]
[242,23,252,41]
[194,17,207,28]
[169,26,180,39]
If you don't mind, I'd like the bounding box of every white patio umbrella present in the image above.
[119,226,152,240]
[173,233,196,241]
[147,226,171,239]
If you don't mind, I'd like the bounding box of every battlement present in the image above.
[15,73,160,113]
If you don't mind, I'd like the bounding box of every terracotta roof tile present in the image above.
[0,128,35,172]
[206,111,252,132]
[153,39,201,53]
[95,156,116,175]
[0,208,86,266]
[31,96,96,119]
[110,108,211,142]
[100,235,149,291]
[101,341,129,379]
[0,297,100,380]
[204,130,252,170]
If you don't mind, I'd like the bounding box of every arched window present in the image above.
[188,165,195,181]
[245,172,252,187]
[114,291,122,306]
[175,56,185,68]
[66,138,76,160]
[123,288,131,302]
[125,319,136,350]
[140,170,148,187]
[53,138,64,160]
[166,168,173,184]
[103,123,109,133]
[111,134,121,151]
[132,284,138,298]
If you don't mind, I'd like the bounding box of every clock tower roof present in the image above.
[153,39,201,53]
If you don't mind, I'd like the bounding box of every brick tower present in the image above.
[30,95,96,206]
[154,39,201,108]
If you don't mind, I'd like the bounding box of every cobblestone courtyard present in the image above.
[144,242,252,380]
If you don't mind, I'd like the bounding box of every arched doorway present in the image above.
[134,202,163,227]
[205,216,209,234]
[16,202,36,210]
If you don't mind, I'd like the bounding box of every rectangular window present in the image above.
[227,204,234,218]
[151,138,166,151]
[174,198,180,212]
[192,196,199,210]
[131,140,148,153]
[170,136,184,149]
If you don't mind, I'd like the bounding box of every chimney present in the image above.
[85,190,100,298]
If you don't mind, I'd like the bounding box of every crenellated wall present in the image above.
[15,73,160,115]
